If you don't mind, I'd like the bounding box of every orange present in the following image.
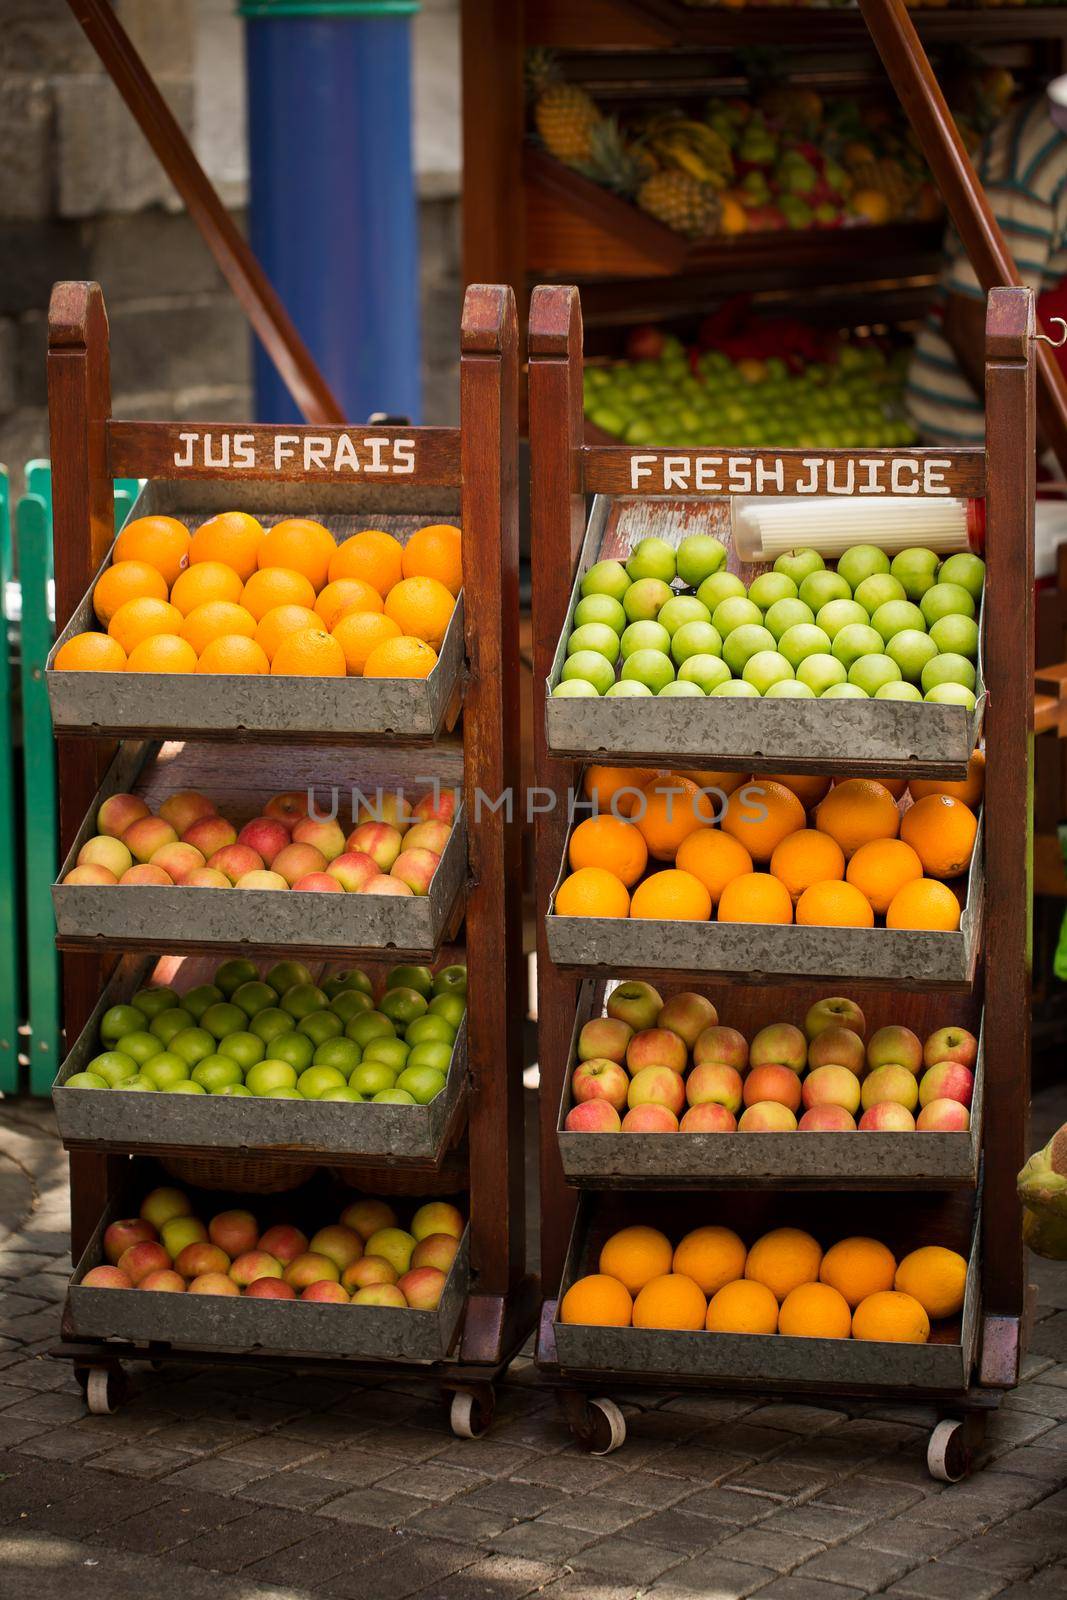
[258,518,337,589]
[559,1274,632,1328]
[363,637,438,679]
[332,612,403,675]
[675,828,753,905]
[125,634,198,674]
[633,1273,706,1331]
[721,781,805,863]
[778,1282,852,1339]
[384,576,456,651]
[402,523,463,596]
[329,528,404,595]
[114,515,190,587]
[672,1226,746,1297]
[188,512,264,581]
[195,636,270,675]
[634,775,707,861]
[108,597,183,655]
[745,1228,823,1302]
[54,632,126,671]
[241,566,317,622]
[766,772,831,810]
[770,829,845,903]
[170,561,244,615]
[815,779,900,858]
[630,870,711,923]
[689,769,747,800]
[900,795,978,879]
[820,1237,897,1309]
[846,838,923,916]
[255,604,321,662]
[717,872,793,925]
[270,627,346,678]
[885,878,960,932]
[180,601,256,656]
[584,764,660,818]
[568,815,648,888]
[795,880,875,929]
[706,1278,778,1335]
[554,867,630,919]
[909,750,985,810]
[894,1247,967,1320]
[599,1225,673,1295]
[93,560,168,624]
[872,776,908,800]
[852,1290,929,1344]
[314,578,383,630]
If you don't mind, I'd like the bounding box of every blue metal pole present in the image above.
[241,0,422,424]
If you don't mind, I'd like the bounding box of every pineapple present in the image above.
[527,49,601,167]
[575,118,645,196]
[638,170,722,238]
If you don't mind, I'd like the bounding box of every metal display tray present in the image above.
[52,954,468,1166]
[545,497,983,778]
[47,480,465,741]
[556,980,983,1189]
[553,1191,979,1395]
[68,1181,470,1364]
[53,740,466,959]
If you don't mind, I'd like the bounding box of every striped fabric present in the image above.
[906,96,1067,444]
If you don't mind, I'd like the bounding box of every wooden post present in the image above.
[460,0,527,317]
[528,285,586,1291]
[980,286,1035,1384]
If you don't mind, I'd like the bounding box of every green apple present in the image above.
[182,984,223,1021]
[216,1034,264,1073]
[313,1038,363,1075]
[325,967,373,999]
[890,547,940,601]
[319,1087,364,1103]
[160,1215,208,1260]
[347,1011,397,1047]
[192,1056,243,1093]
[875,681,923,702]
[848,654,902,695]
[677,534,727,587]
[938,552,985,601]
[748,572,797,610]
[214,957,259,996]
[149,1007,194,1046]
[626,536,676,584]
[821,683,869,699]
[266,960,313,995]
[269,1031,314,1072]
[764,680,815,699]
[170,1026,220,1067]
[406,1041,453,1073]
[920,582,975,627]
[350,1061,398,1097]
[250,1006,295,1044]
[567,623,620,664]
[929,614,978,658]
[264,1087,303,1100]
[373,1089,416,1105]
[406,1015,456,1046]
[396,1066,446,1104]
[832,623,883,669]
[581,559,630,602]
[298,1010,343,1046]
[200,1002,246,1040]
[117,1030,164,1066]
[921,653,976,693]
[696,571,746,611]
[131,986,179,1020]
[836,544,890,591]
[797,654,847,694]
[742,650,793,693]
[623,577,674,623]
[429,993,466,1029]
[66,1071,107,1089]
[573,594,627,634]
[101,1003,147,1043]
[925,683,977,710]
[168,1080,206,1095]
[121,1077,155,1091]
[561,651,614,695]
[605,681,651,697]
[621,649,675,693]
[658,681,701,697]
[330,990,373,1025]
[553,680,598,698]
[777,623,832,669]
[886,628,939,682]
[141,1053,190,1090]
[86,1051,138,1087]
[386,964,433,997]
[722,623,776,677]
[245,1059,298,1096]
[774,549,824,585]
[620,620,670,659]
[380,987,427,1027]
[363,1038,410,1071]
[230,981,277,1019]
[816,599,869,640]
[433,965,467,999]
[671,622,722,665]
[297,1065,348,1099]
[280,983,329,1020]
[854,573,906,614]
[764,598,815,641]
[799,570,851,611]
[678,654,731,693]
[711,680,760,697]
[657,595,710,636]
[712,597,762,637]
[215,1082,253,1096]
[870,600,926,644]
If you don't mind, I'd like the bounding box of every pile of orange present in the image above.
[55,513,463,682]
[554,756,983,933]
[560,1223,966,1343]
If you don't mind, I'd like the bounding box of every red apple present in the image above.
[390,848,440,895]
[175,1242,231,1278]
[627,1064,686,1117]
[97,792,150,838]
[743,1065,801,1113]
[397,1267,446,1310]
[403,821,451,856]
[572,1058,629,1111]
[272,842,327,886]
[693,1025,748,1071]
[264,791,309,829]
[685,1062,743,1115]
[679,1102,736,1133]
[798,1106,856,1132]
[564,1101,622,1132]
[807,1026,866,1076]
[104,1217,158,1265]
[411,1203,463,1242]
[577,1017,632,1064]
[158,790,217,834]
[301,1280,349,1303]
[621,1104,678,1133]
[207,844,264,884]
[801,1064,861,1115]
[345,823,403,872]
[63,864,118,886]
[122,816,178,863]
[258,1224,309,1263]
[805,997,866,1042]
[141,1187,192,1229]
[359,875,413,896]
[411,788,458,826]
[351,1284,407,1307]
[117,1240,170,1285]
[354,793,412,833]
[292,872,344,893]
[340,1199,397,1239]
[861,1065,918,1112]
[916,1098,970,1131]
[245,1277,297,1299]
[342,1255,398,1289]
[410,1234,459,1273]
[237,817,291,866]
[236,869,288,891]
[656,993,717,1047]
[867,1025,923,1076]
[309,1226,363,1271]
[82,1265,132,1288]
[229,1250,283,1288]
[292,817,346,863]
[918,1061,974,1109]
[184,867,230,888]
[150,841,206,884]
[750,1022,807,1073]
[188,1272,240,1296]
[119,864,173,886]
[78,835,132,877]
[606,980,662,1032]
[183,816,238,856]
[139,1268,186,1292]
[209,1209,259,1257]
[283,1252,340,1289]
[923,1026,978,1072]
[738,1101,798,1132]
[327,851,379,892]
[858,1102,916,1132]
[626,1028,688,1077]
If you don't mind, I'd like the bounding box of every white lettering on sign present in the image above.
[626,453,956,496]
[170,431,418,475]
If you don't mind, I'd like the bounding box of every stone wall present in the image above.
[0,0,462,494]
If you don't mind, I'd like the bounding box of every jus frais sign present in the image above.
[171,430,417,475]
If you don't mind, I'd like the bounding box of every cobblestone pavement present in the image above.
[1,1092,1066,1600]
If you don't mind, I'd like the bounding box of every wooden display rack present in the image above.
[46,280,535,1431]
[529,281,1034,1477]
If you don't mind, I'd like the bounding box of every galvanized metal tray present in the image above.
[53,955,468,1165]
[47,480,465,740]
[553,1191,979,1394]
[556,980,982,1189]
[53,740,466,958]
[545,497,984,777]
[68,1182,469,1363]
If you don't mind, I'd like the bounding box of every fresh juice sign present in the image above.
[627,453,957,496]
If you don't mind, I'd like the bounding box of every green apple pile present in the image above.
[555,537,983,707]
[66,956,467,1106]
[584,341,917,450]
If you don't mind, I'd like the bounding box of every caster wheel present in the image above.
[561,1394,627,1455]
[450,1387,494,1439]
[85,1365,126,1416]
[928,1419,971,1482]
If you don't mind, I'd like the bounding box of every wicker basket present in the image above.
[332,1152,468,1196]
[161,1154,316,1193]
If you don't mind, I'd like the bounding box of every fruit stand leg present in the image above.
[0,470,19,1092]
